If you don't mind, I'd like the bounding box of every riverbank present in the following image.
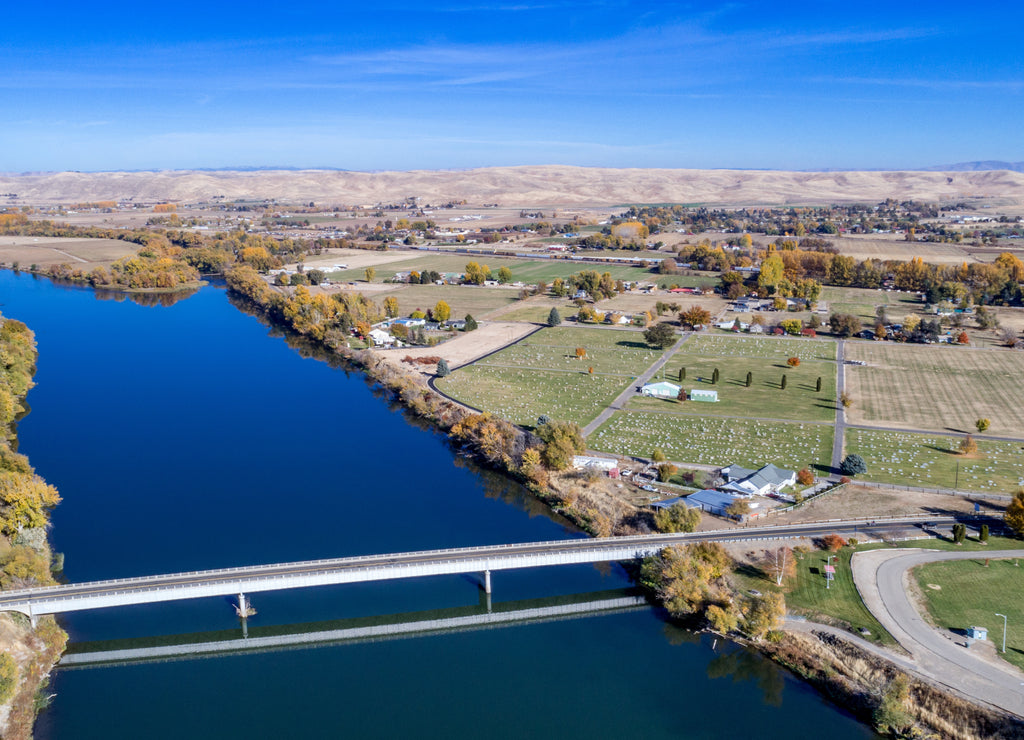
[221,267,1017,739]
[0,316,66,739]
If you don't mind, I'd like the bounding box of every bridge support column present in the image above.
[28,610,37,630]
[238,593,247,616]
[483,570,492,595]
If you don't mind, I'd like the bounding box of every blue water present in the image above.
[0,271,876,738]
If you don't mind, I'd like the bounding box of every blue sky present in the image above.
[2,1,1021,172]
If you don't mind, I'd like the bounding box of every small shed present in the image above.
[641,381,681,398]
[967,626,988,641]
[690,389,719,403]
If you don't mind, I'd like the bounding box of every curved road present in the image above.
[852,549,1024,718]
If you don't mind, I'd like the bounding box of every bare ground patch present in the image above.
[373,321,540,376]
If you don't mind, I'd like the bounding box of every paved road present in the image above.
[852,548,1024,718]
[830,339,846,474]
[582,331,691,436]
[0,516,970,617]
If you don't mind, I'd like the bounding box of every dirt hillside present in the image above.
[2,166,1023,207]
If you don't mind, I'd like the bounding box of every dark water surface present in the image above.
[0,271,876,739]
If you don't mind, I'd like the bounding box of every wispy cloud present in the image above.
[811,75,1024,92]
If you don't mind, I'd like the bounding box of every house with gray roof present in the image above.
[720,463,796,497]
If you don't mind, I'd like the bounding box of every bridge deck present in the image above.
[0,516,964,619]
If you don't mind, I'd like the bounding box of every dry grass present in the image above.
[774,484,992,523]
[0,236,136,269]
[844,342,1024,436]
[769,629,1024,740]
[4,167,1024,206]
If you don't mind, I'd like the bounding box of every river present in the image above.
[0,271,876,739]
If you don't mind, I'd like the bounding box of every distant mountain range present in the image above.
[918,161,1024,173]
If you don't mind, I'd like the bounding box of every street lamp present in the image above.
[996,613,1008,654]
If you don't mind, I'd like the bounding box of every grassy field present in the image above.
[435,325,665,427]
[844,343,1024,436]
[846,429,1024,493]
[372,284,520,319]
[820,286,923,324]
[436,365,628,427]
[328,254,655,284]
[915,557,1024,671]
[590,411,833,469]
[787,547,894,644]
[626,334,838,422]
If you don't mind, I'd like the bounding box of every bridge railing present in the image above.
[0,514,970,602]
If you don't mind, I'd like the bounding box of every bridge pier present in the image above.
[238,593,247,616]
[482,570,491,595]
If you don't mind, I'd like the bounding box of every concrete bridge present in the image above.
[0,516,965,626]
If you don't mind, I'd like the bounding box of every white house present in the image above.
[720,463,796,497]
[368,329,395,347]
[640,381,681,398]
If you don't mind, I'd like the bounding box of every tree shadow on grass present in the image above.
[615,340,649,349]
[924,444,959,455]
[734,563,769,582]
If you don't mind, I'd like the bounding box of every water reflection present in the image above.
[61,588,646,669]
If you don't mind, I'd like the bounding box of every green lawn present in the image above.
[788,547,894,645]
[629,354,837,422]
[436,325,669,428]
[846,428,1024,494]
[436,365,629,427]
[915,556,1024,671]
[590,411,833,470]
[687,334,838,362]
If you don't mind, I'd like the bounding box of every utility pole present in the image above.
[996,612,1008,654]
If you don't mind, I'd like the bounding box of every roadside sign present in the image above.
[824,565,836,574]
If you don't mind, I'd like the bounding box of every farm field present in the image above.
[844,342,1024,436]
[828,235,976,265]
[0,235,138,268]
[914,558,1024,671]
[595,292,728,318]
[819,286,923,324]
[327,254,656,284]
[372,284,520,319]
[845,428,1024,493]
[590,411,834,471]
[436,325,665,428]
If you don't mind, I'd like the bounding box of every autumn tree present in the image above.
[820,533,847,552]
[873,676,914,737]
[364,266,376,283]
[651,448,667,463]
[959,434,978,455]
[654,503,701,533]
[787,357,800,367]
[758,253,784,293]
[975,418,991,433]
[957,330,970,345]
[726,499,750,518]
[656,463,678,482]
[1005,489,1024,536]
[535,420,586,471]
[383,296,400,318]
[796,468,814,486]
[678,305,712,329]
[497,266,513,284]
[742,592,785,640]
[464,262,490,285]
[434,300,451,323]
[640,543,732,618]
[643,322,676,348]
